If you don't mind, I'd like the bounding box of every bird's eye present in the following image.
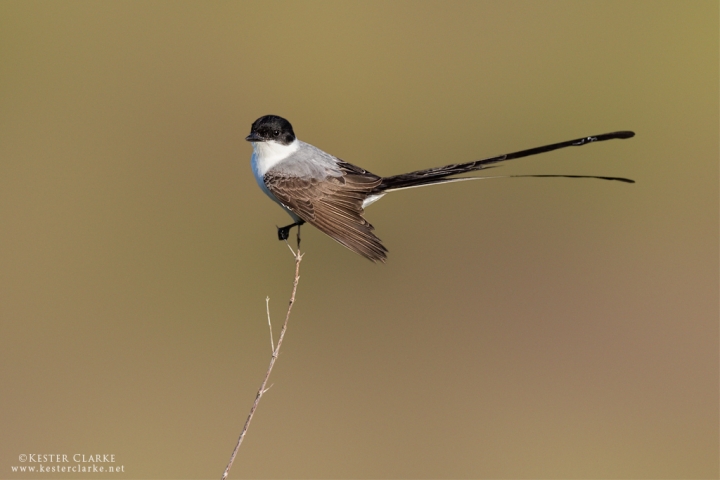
[273,130,280,136]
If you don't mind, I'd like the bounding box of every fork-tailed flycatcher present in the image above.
[246,115,634,262]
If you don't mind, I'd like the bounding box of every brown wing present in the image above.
[264,162,388,262]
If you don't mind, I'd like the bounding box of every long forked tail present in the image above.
[375,131,635,193]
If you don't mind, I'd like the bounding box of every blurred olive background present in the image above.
[1,1,717,478]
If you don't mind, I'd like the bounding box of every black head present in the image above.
[245,115,296,145]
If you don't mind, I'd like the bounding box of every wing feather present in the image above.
[264,162,388,262]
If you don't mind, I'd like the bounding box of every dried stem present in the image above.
[221,249,304,480]
[265,296,274,352]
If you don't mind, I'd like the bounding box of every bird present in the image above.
[246,115,634,262]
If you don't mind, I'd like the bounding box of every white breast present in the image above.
[250,139,302,222]
[251,139,300,177]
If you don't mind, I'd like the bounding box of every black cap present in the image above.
[245,115,296,145]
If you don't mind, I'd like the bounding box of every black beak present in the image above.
[245,132,263,142]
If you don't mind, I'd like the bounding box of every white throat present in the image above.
[251,139,299,176]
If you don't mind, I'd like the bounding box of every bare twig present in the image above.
[221,248,303,480]
[284,239,296,257]
[265,296,274,352]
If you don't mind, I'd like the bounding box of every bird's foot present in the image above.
[277,224,292,241]
[276,220,305,242]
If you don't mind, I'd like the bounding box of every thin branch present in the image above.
[284,239,297,257]
[265,296,274,352]
[221,249,304,480]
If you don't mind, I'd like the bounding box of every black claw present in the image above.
[277,220,305,245]
[277,225,292,241]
